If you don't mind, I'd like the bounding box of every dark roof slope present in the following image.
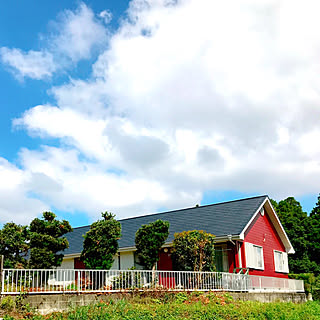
[63,195,267,255]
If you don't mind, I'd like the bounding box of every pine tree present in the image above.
[29,212,72,269]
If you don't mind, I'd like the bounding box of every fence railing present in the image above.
[1,269,304,294]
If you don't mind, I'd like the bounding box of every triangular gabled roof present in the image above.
[64,195,295,256]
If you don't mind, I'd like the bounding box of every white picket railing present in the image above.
[0,269,304,294]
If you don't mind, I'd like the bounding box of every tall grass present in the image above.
[2,292,320,320]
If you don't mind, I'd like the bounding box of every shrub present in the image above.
[171,230,215,272]
[312,288,320,301]
[0,296,15,312]
[135,220,169,270]
[81,212,121,270]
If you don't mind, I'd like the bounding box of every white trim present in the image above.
[240,197,294,254]
[64,253,81,259]
[239,197,268,239]
[253,244,264,270]
[265,199,295,254]
[238,242,242,268]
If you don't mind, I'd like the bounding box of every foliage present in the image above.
[309,194,320,268]
[2,296,320,320]
[81,211,121,269]
[0,296,15,312]
[0,292,33,318]
[29,212,72,269]
[171,230,215,272]
[289,273,316,295]
[0,223,29,268]
[273,196,320,274]
[313,288,320,301]
[135,220,170,270]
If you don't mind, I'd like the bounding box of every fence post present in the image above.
[0,255,3,294]
[259,277,262,291]
[77,271,80,293]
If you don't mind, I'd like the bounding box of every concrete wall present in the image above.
[9,292,305,315]
[230,292,306,303]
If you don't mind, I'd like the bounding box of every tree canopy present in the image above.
[272,196,320,275]
[308,194,320,270]
[0,222,29,268]
[81,212,121,269]
[29,211,72,269]
[135,219,170,270]
[171,230,215,272]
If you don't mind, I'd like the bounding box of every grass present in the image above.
[2,292,320,320]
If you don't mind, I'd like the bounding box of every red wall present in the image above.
[243,210,288,278]
[158,250,173,270]
[74,258,86,269]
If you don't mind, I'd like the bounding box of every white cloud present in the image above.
[3,0,320,223]
[17,146,189,220]
[50,3,108,62]
[0,3,108,80]
[0,48,56,80]
[0,158,49,224]
[99,10,113,24]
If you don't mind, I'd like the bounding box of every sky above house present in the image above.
[0,0,319,227]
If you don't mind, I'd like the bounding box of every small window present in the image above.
[274,250,289,273]
[245,242,264,270]
[254,245,263,269]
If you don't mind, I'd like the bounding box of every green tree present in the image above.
[0,222,29,268]
[308,194,320,272]
[171,230,215,272]
[81,212,121,269]
[135,220,170,270]
[29,212,72,269]
[274,197,318,274]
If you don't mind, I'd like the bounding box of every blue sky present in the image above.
[0,0,319,227]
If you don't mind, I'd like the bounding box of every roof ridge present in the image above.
[70,195,268,229]
[115,194,268,222]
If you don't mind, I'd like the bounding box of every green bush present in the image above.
[0,296,15,312]
[313,288,320,301]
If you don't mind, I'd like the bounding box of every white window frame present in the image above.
[253,245,264,270]
[274,250,289,273]
[245,242,264,270]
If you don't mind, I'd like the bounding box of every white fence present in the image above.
[1,269,304,294]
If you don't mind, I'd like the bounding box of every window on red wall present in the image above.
[245,242,264,270]
[274,250,289,273]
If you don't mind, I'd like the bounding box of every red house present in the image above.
[61,195,293,278]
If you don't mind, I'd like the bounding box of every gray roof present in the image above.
[63,195,267,255]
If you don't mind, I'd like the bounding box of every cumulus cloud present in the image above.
[0,3,108,80]
[0,48,56,80]
[49,3,108,62]
[0,158,49,224]
[3,0,320,223]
